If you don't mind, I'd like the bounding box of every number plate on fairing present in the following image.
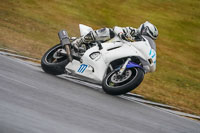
[77,64,88,73]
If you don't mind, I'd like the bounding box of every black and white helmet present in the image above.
[138,21,158,40]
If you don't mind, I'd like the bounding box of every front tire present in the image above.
[41,44,69,75]
[102,68,144,95]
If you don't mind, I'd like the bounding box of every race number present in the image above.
[77,64,87,73]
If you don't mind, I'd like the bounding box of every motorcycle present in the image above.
[41,24,157,95]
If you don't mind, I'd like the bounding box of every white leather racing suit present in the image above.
[72,26,139,48]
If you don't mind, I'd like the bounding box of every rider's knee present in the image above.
[94,28,114,41]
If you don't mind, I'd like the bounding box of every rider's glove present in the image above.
[121,27,139,41]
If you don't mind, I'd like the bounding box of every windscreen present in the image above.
[143,35,156,51]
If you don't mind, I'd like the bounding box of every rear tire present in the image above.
[102,68,144,95]
[41,44,69,75]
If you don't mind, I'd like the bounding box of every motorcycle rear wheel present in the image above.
[102,68,144,95]
[41,44,69,75]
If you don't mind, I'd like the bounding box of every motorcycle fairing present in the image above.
[126,62,143,69]
[65,25,156,83]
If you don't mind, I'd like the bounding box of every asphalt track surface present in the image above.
[0,54,200,133]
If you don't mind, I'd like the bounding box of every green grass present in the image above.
[0,0,200,115]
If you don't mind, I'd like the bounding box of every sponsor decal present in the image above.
[77,64,87,73]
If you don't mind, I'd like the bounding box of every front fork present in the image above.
[118,58,143,75]
[118,58,131,75]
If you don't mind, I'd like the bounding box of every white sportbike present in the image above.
[41,24,157,95]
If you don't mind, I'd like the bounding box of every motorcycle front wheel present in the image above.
[102,68,144,95]
[41,44,69,75]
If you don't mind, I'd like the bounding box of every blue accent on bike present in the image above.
[149,49,156,58]
[152,51,156,58]
[126,62,143,69]
[149,49,152,56]
[77,64,88,73]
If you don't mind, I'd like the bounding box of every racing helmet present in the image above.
[138,21,158,40]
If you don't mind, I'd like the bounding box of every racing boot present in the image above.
[71,37,84,50]
[71,31,95,51]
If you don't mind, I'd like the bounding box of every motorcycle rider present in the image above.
[72,21,158,50]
